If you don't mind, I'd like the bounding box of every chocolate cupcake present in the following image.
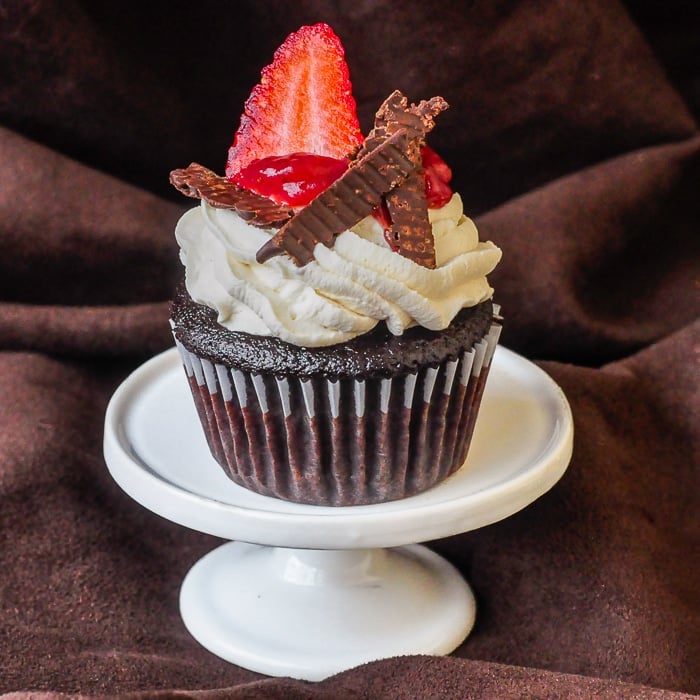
[168,23,503,505]
[172,284,501,505]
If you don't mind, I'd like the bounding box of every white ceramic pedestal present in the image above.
[103,346,573,681]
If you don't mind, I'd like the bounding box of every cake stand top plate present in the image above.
[104,346,573,549]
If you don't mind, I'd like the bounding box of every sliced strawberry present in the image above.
[226,23,363,179]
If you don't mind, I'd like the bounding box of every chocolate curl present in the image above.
[256,130,414,266]
[169,163,293,227]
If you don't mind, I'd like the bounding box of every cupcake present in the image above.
[169,23,503,506]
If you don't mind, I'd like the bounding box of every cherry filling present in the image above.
[233,146,453,251]
[421,145,453,209]
[230,153,349,207]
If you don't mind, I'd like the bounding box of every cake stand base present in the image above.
[104,346,574,681]
[179,541,475,681]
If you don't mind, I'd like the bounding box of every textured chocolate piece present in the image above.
[169,162,293,227]
[357,90,449,160]
[385,167,435,268]
[357,91,448,268]
[256,130,415,265]
[171,283,494,379]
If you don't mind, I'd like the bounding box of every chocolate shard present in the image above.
[169,163,293,227]
[357,90,449,159]
[256,130,414,266]
[356,91,448,269]
[386,168,435,269]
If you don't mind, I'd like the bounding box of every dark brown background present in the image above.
[1,1,698,697]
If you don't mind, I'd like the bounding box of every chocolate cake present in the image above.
[171,284,495,379]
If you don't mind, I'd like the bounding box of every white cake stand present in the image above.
[103,345,573,681]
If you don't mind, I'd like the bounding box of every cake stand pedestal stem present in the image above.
[179,541,476,681]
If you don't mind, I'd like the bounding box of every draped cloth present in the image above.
[1,1,698,697]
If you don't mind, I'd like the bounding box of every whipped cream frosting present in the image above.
[175,193,501,347]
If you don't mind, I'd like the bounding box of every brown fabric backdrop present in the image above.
[1,1,698,697]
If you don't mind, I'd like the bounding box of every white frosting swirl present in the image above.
[175,193,501,347]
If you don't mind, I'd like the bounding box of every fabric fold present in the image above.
[0,0,698,696]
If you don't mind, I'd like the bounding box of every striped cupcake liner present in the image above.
[175,321,501,506]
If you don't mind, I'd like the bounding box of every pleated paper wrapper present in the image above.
[174,321,502,506]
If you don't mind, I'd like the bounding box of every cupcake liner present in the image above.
[174,319,502,506]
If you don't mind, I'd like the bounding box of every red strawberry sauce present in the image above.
[231,146,453,220]
[231,153,349,207]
